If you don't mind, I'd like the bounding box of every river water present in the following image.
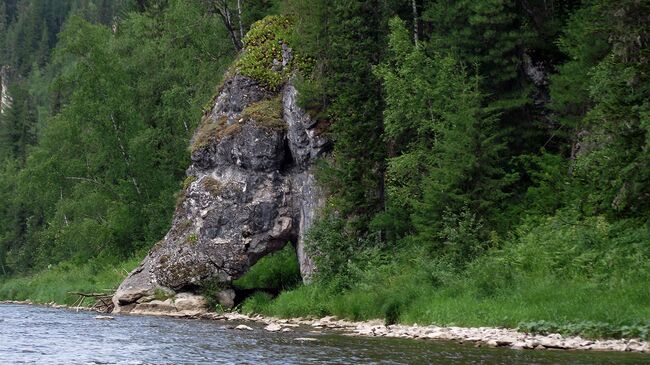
[0,304,647,365]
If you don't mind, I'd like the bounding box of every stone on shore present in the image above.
[264,323,282,332]
[129,292,207,317]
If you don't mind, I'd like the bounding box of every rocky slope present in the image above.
[112,72,329,313]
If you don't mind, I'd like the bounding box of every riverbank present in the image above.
[0,257,142,305]
[3,300,648,354]
[203,312,650,353]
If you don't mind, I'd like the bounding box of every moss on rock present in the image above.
[191,115,242,153]
[241,96,285,131]
[202,176,224,196]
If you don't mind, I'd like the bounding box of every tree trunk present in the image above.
[237,0,244,42]
[412,0,419,45]
[111,114,142,196]
[211,0,242,51]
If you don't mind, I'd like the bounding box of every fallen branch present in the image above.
[67,291,115,313]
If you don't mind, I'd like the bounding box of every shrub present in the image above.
[234,15,311,90]
[435,207,488,266]
[201,278,229,311]
[234,244,301,290]
[234,16,293,90]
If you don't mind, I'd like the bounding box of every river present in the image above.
[0,304,647,364]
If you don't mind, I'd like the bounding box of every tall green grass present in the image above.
[239,213,650,339]
[0,256,142,305]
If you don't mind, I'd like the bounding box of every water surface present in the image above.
[0,304,647,364]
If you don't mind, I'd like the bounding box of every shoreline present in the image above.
[2,300,648,354]
[201,312,650,353]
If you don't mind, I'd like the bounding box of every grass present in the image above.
[0,256,142,306]
[239,269,650,340]
[237,214,650,340]
[241,96,285,131]
[191,115,241,153]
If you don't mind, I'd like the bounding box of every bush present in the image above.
[201,278,229,311]
[236,211,650,340]
[234,15,294,90]
[435,207,488,266]
[234,244,301,291]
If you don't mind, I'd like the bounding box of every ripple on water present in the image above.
[1,304,649,365]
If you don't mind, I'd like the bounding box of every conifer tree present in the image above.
[376,18,514,260]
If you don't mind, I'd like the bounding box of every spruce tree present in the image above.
[376,18,514,261]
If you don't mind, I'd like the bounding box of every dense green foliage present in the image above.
[1,0,649,341]
[0,0,272,277]
[234,15,295,90]
[238,214,650,340]
[234,244,301,291]
[241,0,650,339]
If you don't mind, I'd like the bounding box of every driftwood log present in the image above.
[68,292,115,313]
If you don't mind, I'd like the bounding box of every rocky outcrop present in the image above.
[112,74,329,313]
[126,292,208,317]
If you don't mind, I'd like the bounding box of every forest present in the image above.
[0,0,649,339]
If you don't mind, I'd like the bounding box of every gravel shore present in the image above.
[3,300,648,353]
[202,312,650,353]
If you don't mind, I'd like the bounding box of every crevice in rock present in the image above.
[279,137,295,174]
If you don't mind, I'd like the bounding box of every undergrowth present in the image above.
[238,213,650,340]
[234,244,301,291]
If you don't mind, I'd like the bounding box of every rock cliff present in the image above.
[112,73,328,313]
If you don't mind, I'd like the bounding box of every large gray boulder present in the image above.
[112,75,328,313]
